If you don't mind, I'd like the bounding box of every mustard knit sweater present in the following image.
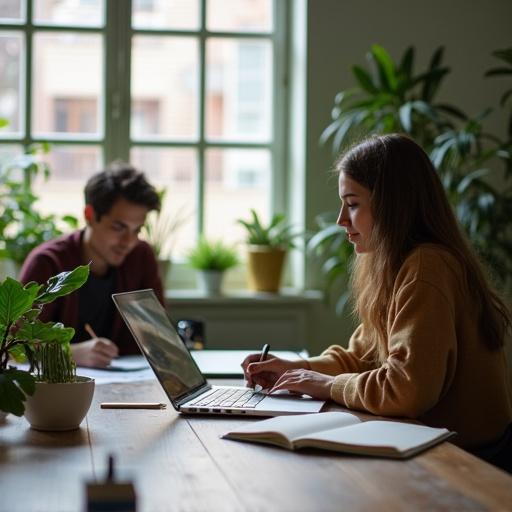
[308,244,512,448]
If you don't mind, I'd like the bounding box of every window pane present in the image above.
[132,0,199,30]
[34,145,101,222]
[0,31,23,135]
[206,38,272,142]
[0,143,22,162]
[207,0,272,32]
[131,146,197,259]
[204,148,271,248]
[34,0,104,27]
[32,32,103,137]
[131,36,198,141]
[0,0,24,22]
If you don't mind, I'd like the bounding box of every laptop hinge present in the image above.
[176,383,212,408]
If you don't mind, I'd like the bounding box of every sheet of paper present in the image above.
[76,365,155,385]
[190,349,308,377]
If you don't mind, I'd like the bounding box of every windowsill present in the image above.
[165,287,323,305]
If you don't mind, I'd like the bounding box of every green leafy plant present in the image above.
[238,209,300,248]
[0,265,89,416]
[186,238,239,271]
[0,145,78,266]
[320,44,460,155]
[485,48,512,115]
[34,342,76,384]
[141,188,188,260]
[311,44,512,313]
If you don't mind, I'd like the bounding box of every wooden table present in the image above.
[1,379,512,511]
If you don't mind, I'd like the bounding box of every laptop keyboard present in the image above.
[189,388,266,409]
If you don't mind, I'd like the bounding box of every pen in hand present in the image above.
[259,343,270,362]
[84,323,98,339]
[254,343,270,393]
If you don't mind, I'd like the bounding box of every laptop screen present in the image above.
[112,289,206,402]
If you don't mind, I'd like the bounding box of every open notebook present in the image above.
[222,412,455,459]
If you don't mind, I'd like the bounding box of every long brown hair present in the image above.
[338,134,510,359]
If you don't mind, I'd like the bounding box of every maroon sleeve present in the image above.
[19,251,61,322]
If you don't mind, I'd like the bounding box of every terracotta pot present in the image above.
[246,246,286,292]
[24,376,95,431]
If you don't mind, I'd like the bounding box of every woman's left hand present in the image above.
[270,369,334,400]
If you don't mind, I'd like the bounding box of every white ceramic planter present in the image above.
[197,270,224,295]
[24,376,95,431]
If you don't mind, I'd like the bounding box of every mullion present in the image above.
[197,0,207,235]
[23,0,32,149]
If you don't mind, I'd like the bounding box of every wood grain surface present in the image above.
[1,379,511,512]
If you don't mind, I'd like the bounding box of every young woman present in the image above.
[243,134,512,471]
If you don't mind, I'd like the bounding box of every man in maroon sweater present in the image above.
[19,162,164,367]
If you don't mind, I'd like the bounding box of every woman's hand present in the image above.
[241,354,308,389]
[270,369,334,400]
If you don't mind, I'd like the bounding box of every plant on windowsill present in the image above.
[186,237,239,295]
[237,209,301,293]
[0,265,90,424]
[309,44,512,314]
[0,143,78,277]
[141,188,189,288]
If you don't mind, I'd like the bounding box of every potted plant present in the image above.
[186,237,239,295]
[0,265,90,423]
[311,44,512,312]
[237,209,300,293]
[141,188,188,287]
[24,340,94,431]
[0,145,78,277]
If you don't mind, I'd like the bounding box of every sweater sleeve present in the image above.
[307,324,378,375]
[19,252,61,322]
[330,279,457,418]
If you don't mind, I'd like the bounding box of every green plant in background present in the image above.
[311,44,512,313]
[186,237,239,271]
[238,209,300,248]
[320,44,460,155]
[0,144,78,267]
[307,212,353,315]
[141,188,188,261]
[0,265,89,416]
[485,48,512,127]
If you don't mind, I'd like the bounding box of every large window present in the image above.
[0,0,286,264]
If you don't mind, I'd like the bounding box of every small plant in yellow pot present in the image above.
[238,210,299,293]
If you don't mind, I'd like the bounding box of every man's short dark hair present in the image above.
[84,161,160,220]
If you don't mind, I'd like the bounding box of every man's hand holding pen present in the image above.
[71,323,119,368]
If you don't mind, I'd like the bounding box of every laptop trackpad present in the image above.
[256,393,325,413]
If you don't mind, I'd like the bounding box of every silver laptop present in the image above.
[112,289,325,416]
